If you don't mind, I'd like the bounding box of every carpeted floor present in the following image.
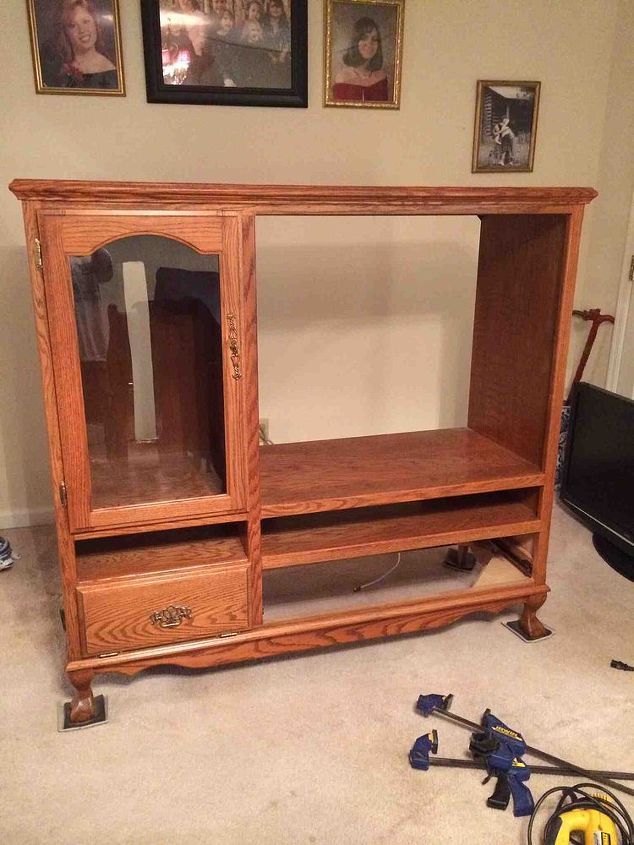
[1,503,632,844]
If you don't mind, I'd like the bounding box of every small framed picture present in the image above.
[472,80,541,173]
[140,0,308,108]
[26,0,125,96]
[324,0,404,109]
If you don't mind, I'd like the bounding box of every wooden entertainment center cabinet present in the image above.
[10,180,595,725]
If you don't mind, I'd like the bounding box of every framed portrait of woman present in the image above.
[140,0,308,108]
[27,0,125,95]
[324,0,404,109]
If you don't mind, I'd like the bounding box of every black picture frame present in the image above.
[140,0,307,107]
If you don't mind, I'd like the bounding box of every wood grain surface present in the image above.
[78,563,250,655]
[10,181,597,216]
[76,528,247,582]
[532,207,587,584]
[68,581,548,674]
[72,509,247,541]
[88,449,225,510]
[469,214,567,466]
[240,213,264,625]
[56,214,223,256]
[38,213,93,529]
[261,492,540,568]
[260,429,544,517]
[22,203,85,662]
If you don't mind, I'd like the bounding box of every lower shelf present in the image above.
[262,490,540,569]
[263,542,531,623]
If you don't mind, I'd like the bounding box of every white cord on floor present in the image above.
[354,552,402,592]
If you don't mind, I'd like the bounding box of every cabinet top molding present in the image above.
[9,180,597,214]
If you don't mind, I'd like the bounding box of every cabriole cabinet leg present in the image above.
[517,594,551,641]
[59,670,108,731]
[70,670,95,722]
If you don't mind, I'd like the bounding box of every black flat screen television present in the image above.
[560,381,634,580]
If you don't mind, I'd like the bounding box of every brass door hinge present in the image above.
[218,631,239,639]
[59,482,68,508]
[34,238,43,271]
[98,651,120,658]
[629,254,634,282]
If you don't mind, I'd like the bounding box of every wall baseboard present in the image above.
[0,507,55,531]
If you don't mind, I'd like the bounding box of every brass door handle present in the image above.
[227,314,242,379]
[149,605,192,628]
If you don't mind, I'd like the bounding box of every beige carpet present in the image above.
[1,504,632,844]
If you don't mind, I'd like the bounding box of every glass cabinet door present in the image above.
[39,213,247,531]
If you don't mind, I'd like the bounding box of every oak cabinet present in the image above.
[10,180,595,725]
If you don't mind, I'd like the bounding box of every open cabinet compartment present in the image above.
[261,489,541,570]
[256,212,568,554]
[253,212,570,626]
[75,522,249,584]
[263,531,538,624]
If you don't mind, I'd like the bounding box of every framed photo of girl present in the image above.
[27,0,125,95]
[324,0,404,110]
[140,0,308,108]
[472,80,541,173]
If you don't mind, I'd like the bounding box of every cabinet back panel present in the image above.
[256,215,480,443]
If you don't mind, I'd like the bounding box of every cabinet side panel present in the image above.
[21,202,83,661]
[468,214,568,467]
[532,207,585,583]
[240,213,262,625]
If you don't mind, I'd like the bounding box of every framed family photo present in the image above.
[324,0,404,109]
[26,0,125,95]
[140,0,308,107]
[472,80,541,173]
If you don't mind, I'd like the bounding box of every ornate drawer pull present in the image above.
[227,313,242,380]
[149,605,192,629]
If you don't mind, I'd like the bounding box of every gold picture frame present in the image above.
[472,80,540,172]
[27,0,125,96]
[324,0,404,109]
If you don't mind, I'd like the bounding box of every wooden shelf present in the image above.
[89,446,225,511]
[262,491,540,569]
[76,526,247,584]
[260,429,544,518]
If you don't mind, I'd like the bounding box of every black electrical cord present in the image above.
[527,782,634,845]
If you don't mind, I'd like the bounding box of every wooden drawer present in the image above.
[77,564,250,656]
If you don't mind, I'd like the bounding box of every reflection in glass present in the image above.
[70,235,225,510]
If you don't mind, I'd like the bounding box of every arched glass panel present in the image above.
[69,235,225,509]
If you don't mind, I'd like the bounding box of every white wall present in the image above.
[1,0,632,527]
[256,214,480,444]
[583,0,634,394]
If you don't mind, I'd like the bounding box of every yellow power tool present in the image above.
[545,795,619,845]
